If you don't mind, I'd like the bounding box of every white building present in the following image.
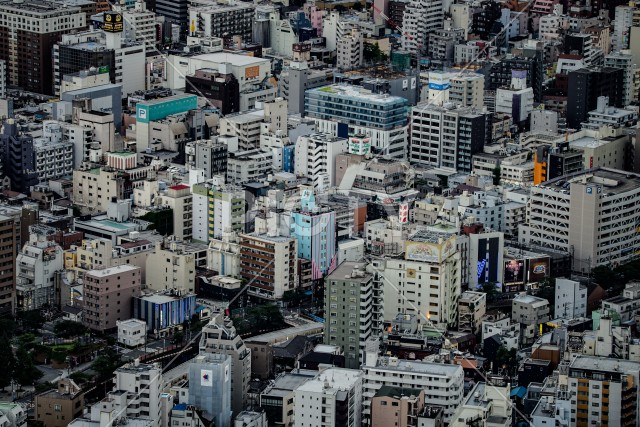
[33,121,75,183]
[554,278,587,319]
[227,150,273,184]
[117,319,147,347]
[612,5,634,51]
[0,59,7,98]
[337,28,363,70]
[449,72,485,109]
[450,382,512,427]
[371,231,461,331]
[293,368,363,427]
[362,352,464,423]
[16,227,64,312]
[495,71,534,124]
[294,133,348,190]
[605,52,635,107]
[208,232,242,277]
[401,0,444,56]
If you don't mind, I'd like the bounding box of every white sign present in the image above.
[201,369,213,387]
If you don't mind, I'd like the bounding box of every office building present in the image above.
[0,59,6,98]
[410,103,490,172]
[291,204,337,280]
[186,69,240,115]
[532,142,583,185]
[373,231,461,330]
[110,361,165,426]
[83,264,142,332]
[612,5,634,51]
[16,229,64,312]
[145,240,197,293]
[293,368,363,427]
[133,290,196,335]
[0,0,86,94]
[605,51,635,107]
[401,0,444,56]
[468,231,504,291]
[1,119,38,193]
[567,67,624,129]
[337,28,364,70]
[449,72,485,109]
[495,71,534,125]
[362,352,464,423]
[188,353,232,427]
[488,53,544,102]
[200,182,245,241]
[199,312,251,416]
[0,215,15,316]
[157,184,193,241]
[305,84,409,159]
[36,379,85,427]
[581,96,638,130]
[226,150,273,185]
[188,2,255,42]
[186,139,228,180]
[520,168,640,272]
[294,133,348,190]
[324,262,381,368]
[239,233,297,300]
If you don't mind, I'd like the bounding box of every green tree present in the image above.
[591,265,618,289]
[536,278,556,317]
[18,310,44,332]
[0,319,16,337]
[492,167,501,185]
[0,335,15,390]
[282,290,303,307]
[173,331,184,345]
[54,320,88,338]
[92,352,122,380]
[363,42,389,63]
[13,346,43,387]
[480,282,499,302]
[495,346,518,372]
[140,209,174,236]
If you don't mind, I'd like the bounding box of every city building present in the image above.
[110,360,165,426]
[16,228,64,312]
[186,69,240,115]
[145,240,197,293]
[186,139,228,180]
[370,386,425,427]
[158,184,193,241]
[293,368,363,427]
[495,71,534,125]
[117,318,147,347]
[0,215,15,316]
[0,0,86,94]
[362,352,464,423]
[239,233,297,300]
[35,379,85,427]
[260,371,316,426]
[554,278,587,319]
[337,28,364,70]
[401,0,444,56]
[226,150,273,185]
[567,67,624,129]
[291,203,337,280]
[520,168,640,272]
[324,262,381,368]
[199,313,251,416]
[133,290,197,336]
[188,2,255,42]
[204,182,245,241]
[294,133,348,190]
[188,353,232,427]
[458,291,487,335]
[511,294,550,326]
[450,381,512,427]
[83,264,142,332]
[305,84,409,159]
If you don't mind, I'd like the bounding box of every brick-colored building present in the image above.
[371,386,425,427]
[0,215,15,316]
[83,264,141,332]
[35,379,85,427]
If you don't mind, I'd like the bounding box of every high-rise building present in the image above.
[204,182,245,241]
[612,5,634,51]
[567,67,624,129]
[199,312,251,416]
[293,368,363,427]
[16,228,64,312]
[0,119,38,193]
[337,28,363,70]
[83,264,142,332]
[186,139,228,180]
[605,51,635,107]
[305,84,409,159]
[291,207,337,280]
[449,72,485,109]
[0,0,86,94]
[0,59,6,98]
[0,215,15,316]
[158,184,193,241]
[495,70,534,125]
[239,232,297,300]
[410,103,490,172]
[294,133,348,190]
[520,168,640,272]
[401,0,444,56]
[188,353,232,427]
[186,69,240,115]
[324,262,382,368]
[111,361,165,426]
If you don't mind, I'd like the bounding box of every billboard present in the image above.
[136,95,198,124]
[405,242,439,263]
[527,257,550,283]
[104,12,123,33]
[504,259,525,283]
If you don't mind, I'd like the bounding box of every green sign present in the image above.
[98,65,109,74]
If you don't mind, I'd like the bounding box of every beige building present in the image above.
[145,240,196,293]
[72,167,126,212]
[83,264,142,332]
[239,233,297,300]
[159,184,193,241]
[371,386,425,427]
[450,381,512,427]
[458,291,487,334]
[35,379,85,427]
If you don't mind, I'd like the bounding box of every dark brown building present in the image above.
[185,69,240,115]
[0,215,15,316]
[0,1,86,95]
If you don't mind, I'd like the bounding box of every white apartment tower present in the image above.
[294,368,363,427]
[401,0,444,56]
[294,133,348,190]
[337,28,364,70]
[612,5,634,51]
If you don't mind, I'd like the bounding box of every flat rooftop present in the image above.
[193,52,269,67]
[539,167,640,195]
[325,262,372,283]
[408,230,454,244]
[87,264,139,277]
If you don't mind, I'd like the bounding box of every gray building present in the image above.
[61,83,123,130]
[189,353,232,427]
[0,119,37,193]
[324,262,381,369]
[186,138,228,179]
[511,294,550,326]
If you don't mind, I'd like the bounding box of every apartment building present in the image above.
[450,381,512,427]
[511,294,550,326]
[324,262,382,368]
[410,103,489,173]
[449,73,485,109]
[337,28,363,70]
[226,150,273,185]
[458,291,487,335]
[199,313,251,416]
[158,184,193,241]
[205,182,245,241]
[401,0,444,56]
[188,354,232,427]
[145,240,196,293]
[362,352,464,424]
[188,1,255,42]
[293,368,363,427]
[0,0,86,94]
[111,361,164,425]
[370,386,425,427]
[371,231,460,330]
[520,168,640,272]
[35,379,85,427]
[83,264,141,332]
[239,233,297,300]
[72,167,128,212]
[294,133,348,190]
[16,228,64,312]
[0,215,15,316]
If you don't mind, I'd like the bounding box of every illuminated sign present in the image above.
[104,12,123,33]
